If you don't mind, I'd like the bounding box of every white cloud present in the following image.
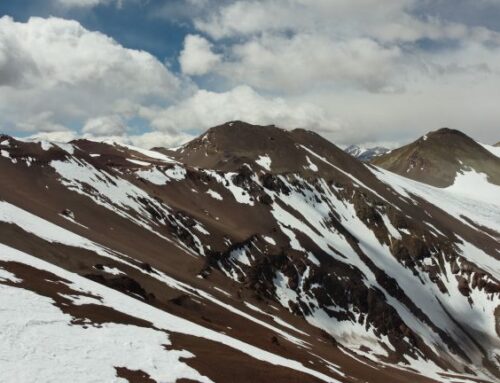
[56,0,105,7]
[0,16,181,132]
[82,115,126,136]
[14,111,67,133]
[140,85,339,133]
[4,2,500,147]
[181,0,500,144]
[125,131,194,149]
[22,130,78,143]
[179,34,222,76]
[22,129,193,149]
[219,34,402,92]
[190,0,500,95]
[193,0,500,44]
[54,0,124,8]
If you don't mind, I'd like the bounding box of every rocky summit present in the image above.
[372,127,500,188]
[0,122,499,383]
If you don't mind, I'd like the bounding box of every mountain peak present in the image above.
[429,126,467,136]
[373,128,500,187]
[159,121,359,176]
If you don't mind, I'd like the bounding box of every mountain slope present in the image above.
[1,125,499,383]
[372,128,500,187]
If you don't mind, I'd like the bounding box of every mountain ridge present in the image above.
[1,124,499,383]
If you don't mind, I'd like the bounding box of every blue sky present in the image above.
[1,0,499,148]
[0,1,188,72]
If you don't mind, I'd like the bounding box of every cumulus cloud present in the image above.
[0,16,180,132]
[22,130,78,143]
[193,0,500,44]
[125,131,194,149]
[180,0,500,144]
[82,115,128,136]
[140,85,339,133]
[189,0,500,95]
[219,35,402,92]
[14,111,67,133]
[4,2,500,147]
[179,34,222,76]
[22,129,193,149]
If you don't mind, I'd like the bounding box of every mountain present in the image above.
[155,121,355,174]
[344,145,389,162]
[372,128,500,188]
[1,123,499,383]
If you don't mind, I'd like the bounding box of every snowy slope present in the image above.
[0,244,336,383]
[481,143,500,158]
[0,124,499,383]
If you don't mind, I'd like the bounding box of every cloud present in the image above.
[140,85,339,133]
[0,16,181,132]
[179,34,222,76]
[14,111,67,133]
[125,131,194,149]
[54,0,124,8]
[4,2,500,147]
[189,0,500,95]
[193,0,500,44]
[22,130,78,143]
[177,0,500,145]
[82,115,127,136]
[218,34,402,92]
[22,129,193,149]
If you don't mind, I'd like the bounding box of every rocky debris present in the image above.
[61,208,75,219]
[85,273,156,302]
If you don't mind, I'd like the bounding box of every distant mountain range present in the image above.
[344,144,389,161]
[0,122,499,383]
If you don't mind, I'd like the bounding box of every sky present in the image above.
[1,0,499,148]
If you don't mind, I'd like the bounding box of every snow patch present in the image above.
[207,189,223,200]
[256,155,272,171]
[263,236,276,245]
[305,156,318,172]
[127,158,150,166]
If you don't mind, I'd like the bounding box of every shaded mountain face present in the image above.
[344,145,389,162]
[372,128,500,187]
[1,124,499,383]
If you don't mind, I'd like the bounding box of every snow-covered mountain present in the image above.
[0,122,499,383]
[344,144,389,162]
